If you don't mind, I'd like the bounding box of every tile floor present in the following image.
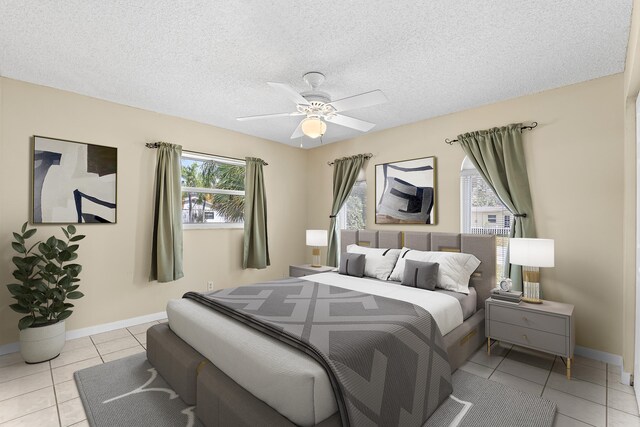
[0,322,637,427]
[0,320,163,426]
[460,342,640,427]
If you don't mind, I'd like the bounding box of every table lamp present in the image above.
[509,238,555,304]
[306,230,328,268]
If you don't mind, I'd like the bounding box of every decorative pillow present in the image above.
[339,253,366,278]
[402,260,439,290]
[389,247,480,294]
[389,247,417,282]
[346,244,401,281]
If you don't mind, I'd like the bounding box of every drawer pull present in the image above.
[522,316,528,322]
[522,334,528,342]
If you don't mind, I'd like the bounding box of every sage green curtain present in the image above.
[150,142,184,283]
[458,123,536,290]
[327,154,367,267]
[243,157,270,269]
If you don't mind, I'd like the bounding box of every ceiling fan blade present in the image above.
[236,112,303,121]
[267,82,310,106]
[328,90,388,112]
[326,114,376,132]
[290,120,305,139]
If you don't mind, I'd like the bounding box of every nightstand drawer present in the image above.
[489,303,567,335]
[488,320,567,356]
[289,267,310,277]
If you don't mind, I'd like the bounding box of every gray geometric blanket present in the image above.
[184,278,452,427]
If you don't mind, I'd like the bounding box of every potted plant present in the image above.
[6,222,85,363]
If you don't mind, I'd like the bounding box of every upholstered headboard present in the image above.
[340,229,496,311]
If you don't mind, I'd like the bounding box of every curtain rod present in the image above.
[444,122,538,145]
[145,142,268,165]
[327,153,374,166]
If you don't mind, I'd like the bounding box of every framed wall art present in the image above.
[375,156,436,224]
[33,136,117,224]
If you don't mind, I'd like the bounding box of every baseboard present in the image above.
[0,311,167,356]
[574,345,631,385]
[0,342,19,356]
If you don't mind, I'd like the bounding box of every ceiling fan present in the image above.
[236,72,388,140]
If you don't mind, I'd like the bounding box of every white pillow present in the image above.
[346,244,401,281]
[388,247,480,294]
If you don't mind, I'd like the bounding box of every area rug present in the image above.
[74,353,203,427]
[75,354,556,427]
[426,370,556,427]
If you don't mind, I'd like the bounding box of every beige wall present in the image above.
[0,72,629,360]
[0,77,308,347]
[622,0,640,374]
[307,74,625,356]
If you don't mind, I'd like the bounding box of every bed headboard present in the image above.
[340,229,496,311]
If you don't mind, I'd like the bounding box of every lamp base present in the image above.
[311,248,321,268]
[523,267,542,303]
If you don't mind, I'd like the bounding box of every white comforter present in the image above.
[167,272,464,426]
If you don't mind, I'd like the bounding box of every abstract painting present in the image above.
[375,156,436,224]
[33,136,117,223]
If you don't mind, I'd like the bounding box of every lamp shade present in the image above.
[509,238,555,267]
[306,230,328,247]
[301,118,327,139]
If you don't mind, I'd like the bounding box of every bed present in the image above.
[147,230,496,427]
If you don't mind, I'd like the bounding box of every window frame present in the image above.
[181,151,246,230]
[460,158,511,283]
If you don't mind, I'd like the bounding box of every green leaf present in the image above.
[56,239,67,250]
[61,227,70,239]
[11,242,26,254]
[66,291,84,299]
[59,251,71,262]
[67,253,78,261]
[46,236,57,247]
[59,276,71,288]
[21,222,27,233]
[67,244,79,253]
[9,303,30,314]
[18,316,35,330]
[69,235,85,242]
[57,310,72,321]
[35,282,48,293]
[23,228,37,239]
[33,317,50,326]
[52,289,64,301]
[13,233,25,244]
[7,284,26,296]
[67,285,80,292]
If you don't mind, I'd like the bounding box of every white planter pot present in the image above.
[19,321,66,364]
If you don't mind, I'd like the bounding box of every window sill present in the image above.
[183,223,244,230]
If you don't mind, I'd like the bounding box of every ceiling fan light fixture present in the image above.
[301,117,327,139]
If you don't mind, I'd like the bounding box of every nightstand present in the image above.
[485,298,575,379]
[289,264,334,278]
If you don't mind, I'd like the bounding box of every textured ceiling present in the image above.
[0,1,633,148]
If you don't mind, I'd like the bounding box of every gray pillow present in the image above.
[402,260,439,290]
[339,253,366,278]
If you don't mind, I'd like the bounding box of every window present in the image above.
[460,157,511,281]
[181,152,245,228]
[337,179,367,231]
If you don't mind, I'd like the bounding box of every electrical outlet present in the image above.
[207,281,214,291]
